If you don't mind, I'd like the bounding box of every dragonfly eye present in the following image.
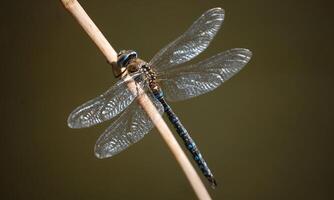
[117,50,138,68]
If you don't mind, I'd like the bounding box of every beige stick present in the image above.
[60,1,212,199]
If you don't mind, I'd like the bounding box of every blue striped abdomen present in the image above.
[153,90,217,188]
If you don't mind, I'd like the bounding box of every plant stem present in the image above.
[60,1,211,199]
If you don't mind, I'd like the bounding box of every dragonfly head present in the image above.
[117,50,138,68]
[112,50,138,77]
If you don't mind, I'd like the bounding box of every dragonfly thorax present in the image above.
[129,58,160,92]
[117,50,160,92]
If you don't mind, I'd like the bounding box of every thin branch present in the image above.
[60,1,212,199]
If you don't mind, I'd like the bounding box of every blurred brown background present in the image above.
[1,0,333,199]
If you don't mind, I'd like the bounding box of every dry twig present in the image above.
[60,1,212,199]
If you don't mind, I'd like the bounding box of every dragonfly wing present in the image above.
[148,8,224,72]
[68,73,145,128]
[159,48,252,101]
[94,92,164,159]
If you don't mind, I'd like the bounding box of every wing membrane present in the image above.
[67,73,144,128]
[148,8,224,72]
[158,48,252,101]
[94,93,164,158]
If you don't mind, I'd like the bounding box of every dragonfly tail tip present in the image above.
[209,177,217,189]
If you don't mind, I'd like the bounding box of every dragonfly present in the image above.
[67,7,252,188]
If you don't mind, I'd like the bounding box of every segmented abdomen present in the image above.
[153,90,217,188]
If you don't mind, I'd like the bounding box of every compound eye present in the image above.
[117,50,138,67]
[117,54,127,68]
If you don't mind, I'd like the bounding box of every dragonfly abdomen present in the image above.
[153,90,217,188]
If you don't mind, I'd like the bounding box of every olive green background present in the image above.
[1,0,333,199]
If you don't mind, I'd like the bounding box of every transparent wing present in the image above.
[67,72,145,128]
[148,8,224,72]
[94,92,164,159]
[158,48,252,101]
